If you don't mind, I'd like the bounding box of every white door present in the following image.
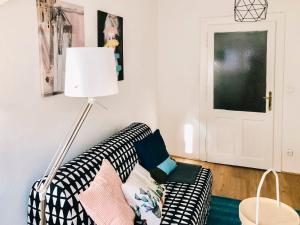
[206,22,276,169]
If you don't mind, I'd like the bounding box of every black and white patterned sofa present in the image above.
[28,123,213,225]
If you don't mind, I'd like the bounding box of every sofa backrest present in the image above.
[27,122,152,225]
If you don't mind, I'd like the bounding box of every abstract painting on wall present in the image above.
[36,0,85,96]
[97,10,124,81]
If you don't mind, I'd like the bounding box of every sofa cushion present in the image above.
[79,159,135,225]
[134,129,169,170]
[122,163,165,225]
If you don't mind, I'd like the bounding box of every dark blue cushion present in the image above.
[134,129,169,170]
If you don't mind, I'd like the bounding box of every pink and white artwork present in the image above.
[36,0,85,96]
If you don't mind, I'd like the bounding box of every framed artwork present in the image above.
[97,10,124,81]
[36,0,85,96]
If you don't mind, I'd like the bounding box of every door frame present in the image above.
[199,14,285,171]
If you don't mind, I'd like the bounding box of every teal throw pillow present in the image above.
[157,157,177,175]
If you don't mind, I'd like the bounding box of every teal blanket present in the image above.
[207,196,300,225]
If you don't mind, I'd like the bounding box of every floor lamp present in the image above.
[37,47,119,225]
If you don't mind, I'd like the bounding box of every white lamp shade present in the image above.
[65,47,119,97]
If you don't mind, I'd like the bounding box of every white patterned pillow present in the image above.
[122,163,165,225]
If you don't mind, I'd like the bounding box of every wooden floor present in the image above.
[174,156,300,209]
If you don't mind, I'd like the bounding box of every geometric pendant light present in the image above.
[234,0,268,22]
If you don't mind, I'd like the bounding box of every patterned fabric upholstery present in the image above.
[27,122,213,225]
[162,168,213,225]
[100,125,151,182]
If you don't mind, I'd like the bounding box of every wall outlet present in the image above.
[287,149,294,157]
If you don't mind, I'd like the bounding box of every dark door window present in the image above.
[214,31,268,113]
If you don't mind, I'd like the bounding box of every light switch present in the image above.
[286,86,295,94]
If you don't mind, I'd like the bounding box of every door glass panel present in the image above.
[214,31,267,113]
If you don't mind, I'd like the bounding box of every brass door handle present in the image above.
[262,91,272,111]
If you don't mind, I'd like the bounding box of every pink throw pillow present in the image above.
[79,159,134,225]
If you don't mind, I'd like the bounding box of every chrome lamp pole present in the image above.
[36,47,118,225]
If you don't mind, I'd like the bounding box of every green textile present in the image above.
[167,162,201,184]
[207,196,300,225]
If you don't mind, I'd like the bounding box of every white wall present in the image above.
[0,0,158,224]
[157,0,300,173]
[1,0,300,224]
